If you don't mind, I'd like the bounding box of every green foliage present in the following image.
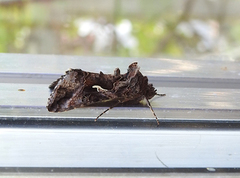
[0,1,239,59]
[133,21,161,56]
[0,2,33,53]
[229,20,240,43]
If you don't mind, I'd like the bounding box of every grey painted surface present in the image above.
[1,53,240,79]
[0,54,240,171]
[1,128,240,168]
[0,83,239,121]
[0,82,240,110]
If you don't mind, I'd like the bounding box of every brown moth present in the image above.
[47,62,165,125]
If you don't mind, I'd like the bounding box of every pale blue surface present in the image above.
[1,128,240,168]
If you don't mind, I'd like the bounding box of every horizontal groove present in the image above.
[1,115,240,129]
[0,72,60,84]
[149,76,240,89]
[0,72,240,89]
[0,167,239,173]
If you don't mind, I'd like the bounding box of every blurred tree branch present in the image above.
[152,0,196,56]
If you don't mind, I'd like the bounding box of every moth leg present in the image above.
[156,93,166,97]
[145,97,160,126]
[95,102,120,122]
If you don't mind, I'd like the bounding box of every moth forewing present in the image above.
[47,62,165,126]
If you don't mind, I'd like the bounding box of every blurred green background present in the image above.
[1,0,240,60]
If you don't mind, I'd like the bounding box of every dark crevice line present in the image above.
[0,167,239,173]
[0,72,240,89]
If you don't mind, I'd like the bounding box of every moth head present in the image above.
[128,62,138,69]
[65,68,73,74]
[127,62,140,79]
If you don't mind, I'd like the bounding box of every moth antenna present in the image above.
[156,93,166,97]
[145,97,160,126]
[95,102,119,122]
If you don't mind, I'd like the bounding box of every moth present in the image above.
[47,62,165,125]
